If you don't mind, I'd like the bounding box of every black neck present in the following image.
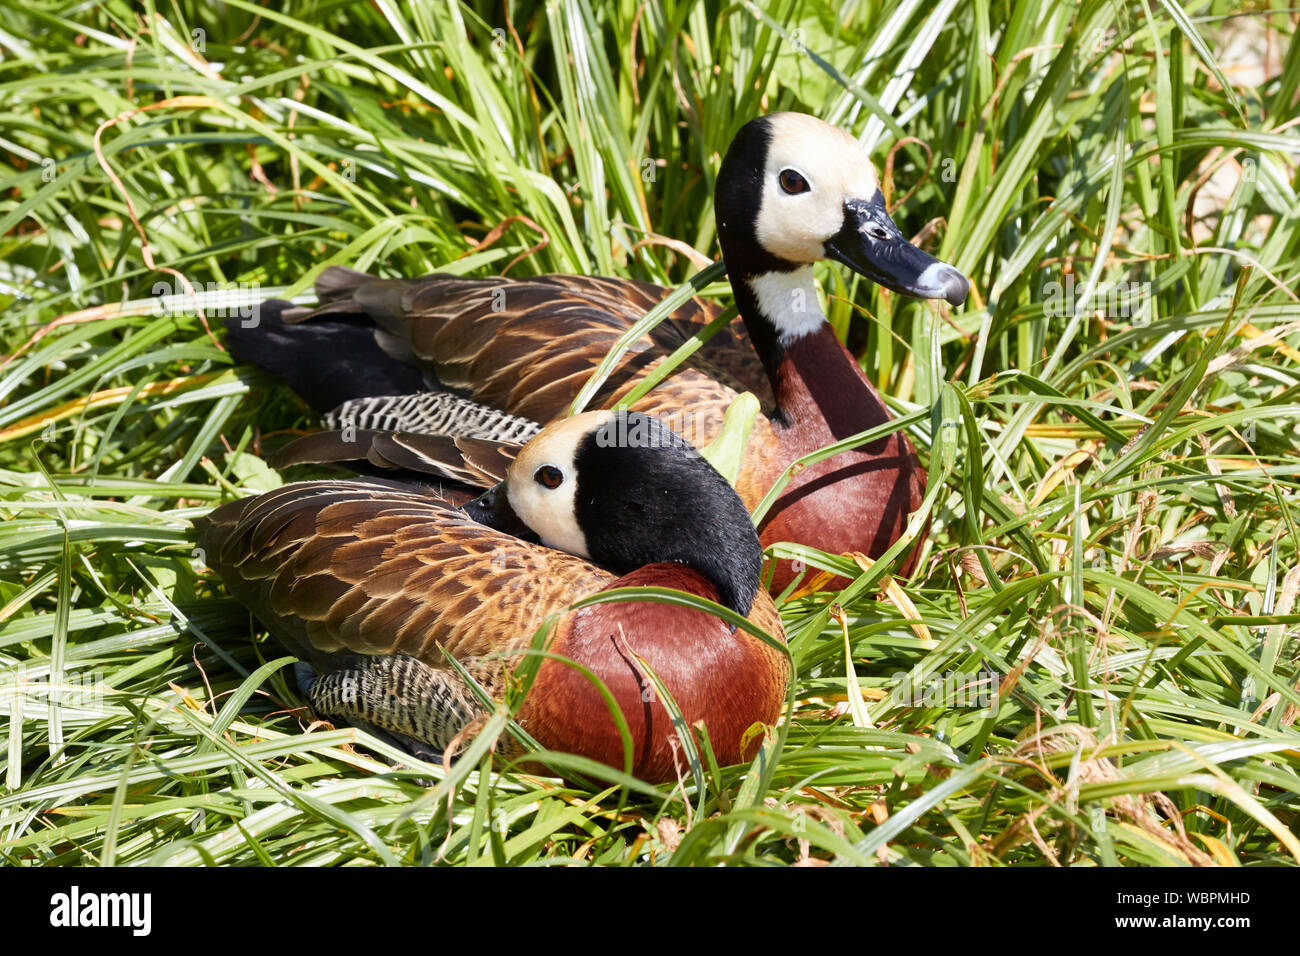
[727,270,790,390]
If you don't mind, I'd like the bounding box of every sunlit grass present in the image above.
[1,0,1298,866]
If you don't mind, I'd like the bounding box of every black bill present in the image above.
[461,480,539,543]
[824,192,969,306]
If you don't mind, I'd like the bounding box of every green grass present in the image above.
[2,0,1299,866]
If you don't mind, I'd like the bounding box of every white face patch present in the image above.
[505,411,614,557]
[746,267,825,344]
[753,113,882,264]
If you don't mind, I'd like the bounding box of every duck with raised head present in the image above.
[230,113,969,588]
[201,411,788,782]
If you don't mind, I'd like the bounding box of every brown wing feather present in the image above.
[272,431,515,488]
[295,270,773,423]
[201,481,613,671]
[451,436,516,484]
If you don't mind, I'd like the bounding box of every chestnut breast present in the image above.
[517,564,788,783]
[751,327,925,590]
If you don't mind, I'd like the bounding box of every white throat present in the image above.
[746,267,826,345]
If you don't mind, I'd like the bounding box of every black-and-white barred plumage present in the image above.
[323,392,541,443]
[308,654,500,754]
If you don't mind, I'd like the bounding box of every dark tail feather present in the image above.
[275,266,378,321]
[315,265,374,301]
[227,299,427,412]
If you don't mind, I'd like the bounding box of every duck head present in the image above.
[714,112,968,344]
[463,410,762,617]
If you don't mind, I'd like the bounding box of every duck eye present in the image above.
[534,465,564,489]
[778,168,810,195]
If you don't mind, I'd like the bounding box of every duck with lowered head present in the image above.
[201,411,789,782]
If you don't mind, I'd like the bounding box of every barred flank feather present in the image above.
[323,392,541,443]
[309,654,502,752]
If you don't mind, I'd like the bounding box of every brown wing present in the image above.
[200,480,613,672]
[271,430,515,489]
[288,269,773,423]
